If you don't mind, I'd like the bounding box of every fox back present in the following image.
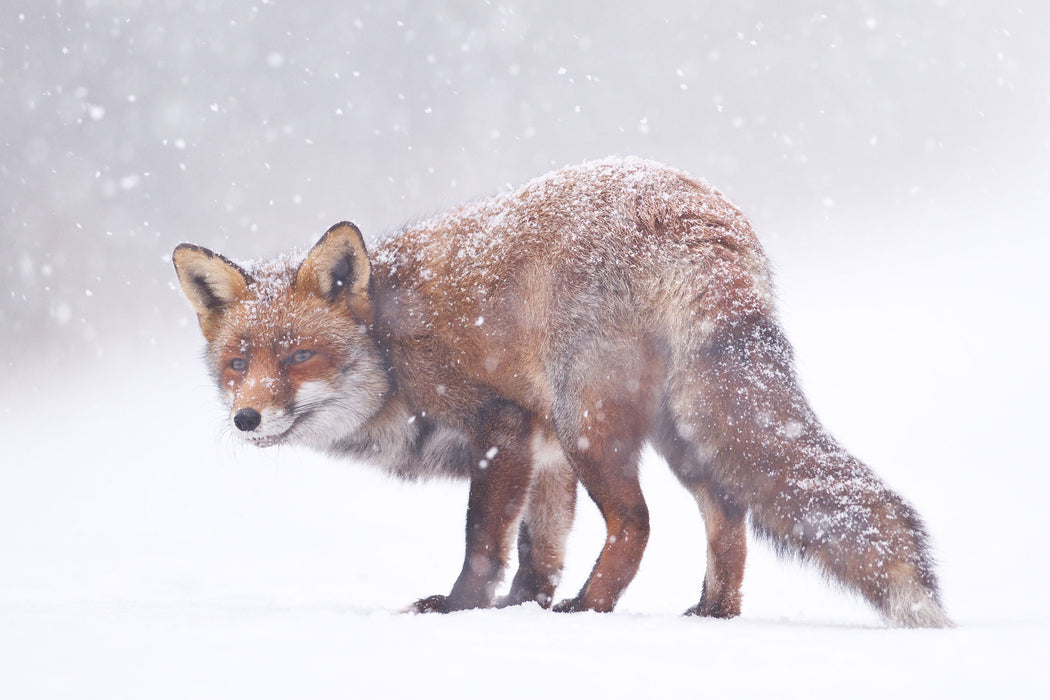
[174,157,948,626]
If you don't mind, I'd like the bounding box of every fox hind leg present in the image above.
[550,345,664,613]
[552,431,650,614]
[652,409,747,618]
[685,486,746,618]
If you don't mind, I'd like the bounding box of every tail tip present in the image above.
[885,586,953,629]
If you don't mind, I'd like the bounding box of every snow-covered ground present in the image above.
[4,3,1050,696]
[3,212,1047,696]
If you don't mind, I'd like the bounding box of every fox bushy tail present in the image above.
[674,312,950,628]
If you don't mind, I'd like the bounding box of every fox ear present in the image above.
[172,243,252,334]
[295,221,373,322]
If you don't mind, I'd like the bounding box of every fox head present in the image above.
[173,222,389,449]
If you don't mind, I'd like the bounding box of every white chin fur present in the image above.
[287,376,386,450]
[233,406,295,447]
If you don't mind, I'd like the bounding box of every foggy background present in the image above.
[3,3,1050,694]
[4,0,1047,367]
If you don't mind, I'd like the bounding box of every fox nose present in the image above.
[234,408,262,432]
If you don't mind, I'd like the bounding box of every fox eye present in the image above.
[288,349,314,365]
[229,358,248,372]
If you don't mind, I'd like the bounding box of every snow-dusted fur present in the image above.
[173,157,948,627]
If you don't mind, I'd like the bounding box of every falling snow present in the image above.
[2,3,1049,698]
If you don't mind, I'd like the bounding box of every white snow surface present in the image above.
[5,2,1050,696]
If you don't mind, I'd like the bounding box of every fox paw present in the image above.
[552,596,587,613]
[406,594,452,614]
[496,590,552,609]
[683,602,740,619]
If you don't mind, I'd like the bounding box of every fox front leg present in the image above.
[410,403,535,613]
[497,443,577,609]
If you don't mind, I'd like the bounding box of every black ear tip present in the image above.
[173,242,215,264]
[327,221,361,235]
[172,244,192,267]
[323,221,365,248]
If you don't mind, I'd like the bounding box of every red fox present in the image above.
[173,157,949,627]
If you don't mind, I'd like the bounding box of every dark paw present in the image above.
[683,602,739,619]
[552,596,587,613]
[496,591,552,609]
[406,594,452,614]
[494,593,524,609]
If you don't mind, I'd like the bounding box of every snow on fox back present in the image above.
[372,157,762,288]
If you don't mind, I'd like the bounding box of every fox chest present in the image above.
[333,416,475,481]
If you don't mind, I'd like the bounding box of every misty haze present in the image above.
[2,2,1048,697]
